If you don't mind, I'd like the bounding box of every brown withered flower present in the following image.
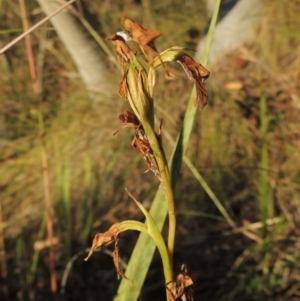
[106,33,134,64]
[108,28,155,125]
[84,224,120,261]
[177,54,210,110]
[121,15,170,76]
[113,235,132,283]
[84,224,131,283]
[167,264,194,301]
[106,34,134,98]
[118,110,140,129]
[121,15,161,59]
[114,111,161,181]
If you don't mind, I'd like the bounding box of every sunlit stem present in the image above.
[126,61,176,274]
[141,116,176,271]
[119,220,173,285]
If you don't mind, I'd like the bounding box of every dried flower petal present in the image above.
[167,264,194,301]
[114,111,161,181]
[122,15,161,51]
[119,110,140,126]
[84,223,120,261]
[118,74,128,98]
[113,235,133,284]
[106,33,134,63]
[121,15,170,76]
[177,54,210,110]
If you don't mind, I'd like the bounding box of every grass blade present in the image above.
[259,86,272,277]
[259,86,270,240]
[183,156,235,227]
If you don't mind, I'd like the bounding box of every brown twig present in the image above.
[0,0,76,54]
[18,0,57,292]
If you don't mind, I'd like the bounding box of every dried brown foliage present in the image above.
[106,33,133,63]
[121,15,161,61]
[176,54,210,109]
[84,223,119,261]
[167,264,194,301]
[121,15,170,76]
[114,110,161,181]
[84,223,131,282]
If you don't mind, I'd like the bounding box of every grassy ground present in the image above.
[1,0,300,300]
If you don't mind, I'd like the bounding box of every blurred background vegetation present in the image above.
[1,0,300,300]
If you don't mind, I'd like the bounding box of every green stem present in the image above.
[126,61,176,273]
[118,220,149,234]
[119,220,173,285]
[259,87,269,243]
[142,120,176,270]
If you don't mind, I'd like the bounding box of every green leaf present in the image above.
[152,46,186,68]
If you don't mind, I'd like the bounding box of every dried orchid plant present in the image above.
[84,15,210,301]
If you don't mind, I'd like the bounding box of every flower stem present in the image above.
[119,219,173,286]
[126,61,176,272]
[142,119,176,269]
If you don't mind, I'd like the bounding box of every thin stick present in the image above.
[18,0,59,292]
[0,0,76,54]
[18,0,39,98]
